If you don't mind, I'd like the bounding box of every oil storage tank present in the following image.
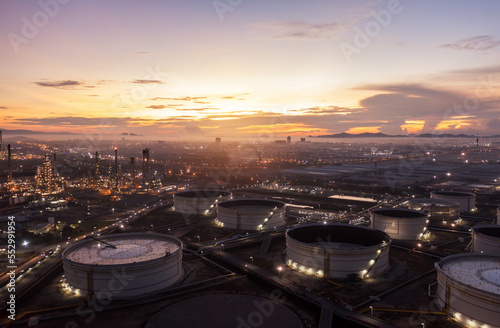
[215,198,286,230]
[430,191,476,212]
[435,254,500,328]
[62,233,183,298]
[471,225,500,254]
[173,190,232,215]
[285,224,391,279]
[370,208,429,240]
[407,198,460,224]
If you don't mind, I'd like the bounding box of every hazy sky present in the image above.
[1,0,499,140]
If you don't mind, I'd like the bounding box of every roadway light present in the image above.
[369,306,373,317]
[277,266,283,277]
[250,256,253,264]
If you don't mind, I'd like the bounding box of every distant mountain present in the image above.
[311,132,497,138]
[416,133,475,138]
[0,128,78,135]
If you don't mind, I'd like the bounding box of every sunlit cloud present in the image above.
[237,123,330,136]
[435,120,473,130]
[400,120,425,134]
[132,79,164,84]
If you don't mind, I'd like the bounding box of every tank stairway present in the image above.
[257,235,273,258]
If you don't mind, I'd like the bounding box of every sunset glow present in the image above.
[1,0,499,140]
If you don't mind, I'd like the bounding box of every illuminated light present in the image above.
[417,243,422,247]
[307,268,313,274]
[369,260,375,265]
[377,249,381,254]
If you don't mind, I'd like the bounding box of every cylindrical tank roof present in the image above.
[408,198,460,207]
[174,190,231,198]
[472,225,500,238]
[436,254,500,297]
[431,191,475,197]
[218,198,285,208]
[63,233,182,266]
[287,223,390,247]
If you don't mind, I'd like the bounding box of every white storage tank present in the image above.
[285,223,391,279]
[471,225,500,254]
[215,198,286,230]
[435,254,500,328]
[173,190,232,215]
[62,233,183,298]
[407,198,460,224]
[430,191,476,212]
[370,208,429,240]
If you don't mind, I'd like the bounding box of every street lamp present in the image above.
[250,256,253,264]
[197,235,201,243]
[277,266,283,277]
[369,306,373,317]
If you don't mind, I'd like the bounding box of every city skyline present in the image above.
[1,0,500,140]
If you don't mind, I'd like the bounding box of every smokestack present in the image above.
[95,151,99,175]
[143,148,150,182]
[114,148,118,189]
[130,157,135,186]
[8,144,12,182]
[0,130,2,150]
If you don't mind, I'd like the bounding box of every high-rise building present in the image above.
[35,154,58,194]
[287,136,291,144]
[215,137,221,144]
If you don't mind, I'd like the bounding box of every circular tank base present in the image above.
[144,294,303,328]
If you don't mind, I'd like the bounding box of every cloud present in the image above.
[87,94,99,97]
[135,52,150,55]
[301,106,362,115]
[146,105,167,109]
[32,80,82,88]
[221,96,236,99]
[175,107,212,111]
[132,79,164,84]
[255,21,346,40]
[441,35,500,51]
[150,96,207,101]
[184,125,204,134]
[0,106,7,109]
[121,132,143,136]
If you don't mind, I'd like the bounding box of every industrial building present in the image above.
[407,198,460,225]
[430,191,476,212]
[285,223,391,279]
[62,233,183,298]
[173,190,232,215]
[435,254,500,328]
[215,198,286,230]
[471,225,500,254]
[370,208,429,240]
